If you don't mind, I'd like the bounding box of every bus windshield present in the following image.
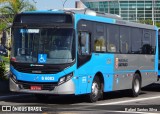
[12,28,75,64]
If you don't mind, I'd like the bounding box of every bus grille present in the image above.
[14,67,59,74]
[11,62,73,74]
[18,81,57,90]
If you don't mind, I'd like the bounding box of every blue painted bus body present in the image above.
[158,29,160,77]
[10,10,158,96]
[10,11,117,95]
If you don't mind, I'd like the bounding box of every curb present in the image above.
[0,94,32,100]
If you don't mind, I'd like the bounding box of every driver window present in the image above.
[78,32,90,55]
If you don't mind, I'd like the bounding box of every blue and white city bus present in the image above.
[158,29,160,77]
[8,9,158,102]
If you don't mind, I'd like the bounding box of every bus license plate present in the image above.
[30,86,42,90]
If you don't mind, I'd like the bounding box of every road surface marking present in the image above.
[97,95,160,105]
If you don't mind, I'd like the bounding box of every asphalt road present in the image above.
[1,82,160,114]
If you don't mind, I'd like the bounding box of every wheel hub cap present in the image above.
[134,79,139,93]
[92,82,99,97]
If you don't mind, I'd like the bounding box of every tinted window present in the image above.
[120,26,131,53]
[131,28,142,54]
[107,24,119,53]
[94,23,106,52]
[78,32,91,55]
[141,29,152,54]
[151,31,156,54]
[14,14,73,24]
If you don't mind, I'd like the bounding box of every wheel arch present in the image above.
[94,72,104,90]
[130,70,142,97]
[87,71,104,102]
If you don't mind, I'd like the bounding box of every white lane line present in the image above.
[97,96,160,105]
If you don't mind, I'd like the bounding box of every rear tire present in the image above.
[131,73,141,97]
[88,76,101,102]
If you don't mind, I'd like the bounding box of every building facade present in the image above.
[80,0,160,24]
[75,1,86,8]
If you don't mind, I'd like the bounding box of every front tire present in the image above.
[131,73,141,97]
[88,76,101,102]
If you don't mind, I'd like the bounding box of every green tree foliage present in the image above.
[0,0,9,2]
[0,0,36,17]
[0,21,7,32]
[0,0,36,32]
[138,19,160,28]
[0,60,6,80]
[138,19,153,25]
[0,56,9,80]
[155,22,160,28]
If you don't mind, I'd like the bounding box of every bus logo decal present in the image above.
[107,58,111,64]
[115,58,119,68]
[38,54,47,63]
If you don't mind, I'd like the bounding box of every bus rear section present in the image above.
[75,13,158,102]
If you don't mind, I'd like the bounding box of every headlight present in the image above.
[59,77,66,84]
[58,72,73,85]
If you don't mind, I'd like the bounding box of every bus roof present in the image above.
[21,8,157,30]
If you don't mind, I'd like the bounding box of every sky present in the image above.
[29,0,80,10]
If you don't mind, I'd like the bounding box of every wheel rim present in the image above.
[134,79,140,93]
[92,82,99,98]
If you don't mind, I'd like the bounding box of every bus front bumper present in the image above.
[9,77,75,95]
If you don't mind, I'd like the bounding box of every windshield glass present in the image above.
[11,28,75,64]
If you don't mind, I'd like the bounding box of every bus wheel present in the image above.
[88,76,101,102]
[131,73,141,97]
[34,94,49,101]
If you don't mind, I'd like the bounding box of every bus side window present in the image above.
[94,37,106,52]
[120,26,130,54]
[107,24,119,53]
[78,32,90,55]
